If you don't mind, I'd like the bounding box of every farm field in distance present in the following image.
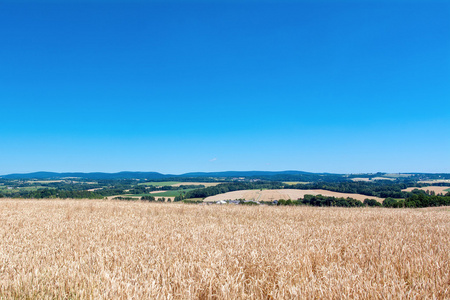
[171,182,221,187]
[203,189,384,202]
[0,199,448,299]
[113,189,199,201]
[138,181,184,187]
[0,185,51,194]
[138,181,221,187]
[402,186,450,195]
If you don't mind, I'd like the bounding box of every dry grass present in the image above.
[0,199,449,299]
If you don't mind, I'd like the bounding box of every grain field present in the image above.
[0,199,448,299]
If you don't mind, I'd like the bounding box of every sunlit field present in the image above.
[0,199,448,299]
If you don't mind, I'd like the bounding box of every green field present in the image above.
[121,189,196,198]
[151,190,192,197]
[140,189,196,197]
[28,180,64,184]
[0,186,50,193]
[445,188,450,192]
[138,181,181,187]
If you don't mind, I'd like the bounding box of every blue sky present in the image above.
[1,0,449,174]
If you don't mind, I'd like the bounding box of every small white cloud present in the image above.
[209,158,217,162]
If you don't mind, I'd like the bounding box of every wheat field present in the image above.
[0,199,448,299]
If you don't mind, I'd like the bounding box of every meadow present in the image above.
[0,199,448,299]
[121,189,197,198]
[138,181,183,187]
[137,182,220,188]
[0,185,50,194]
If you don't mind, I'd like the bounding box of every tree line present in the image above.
[382,190,450,208]
[23,189,104,199]
[275,195,366,207]
[274,192,450,208]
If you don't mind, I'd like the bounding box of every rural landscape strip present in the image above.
[1,172,449,208]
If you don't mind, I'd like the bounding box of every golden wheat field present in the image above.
[0,199,449,299]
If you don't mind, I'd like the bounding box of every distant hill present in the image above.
[2,170,318,180]
[180,170,316,177]
[1,171,170,180]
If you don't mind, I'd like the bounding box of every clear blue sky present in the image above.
[1,0,449,175]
